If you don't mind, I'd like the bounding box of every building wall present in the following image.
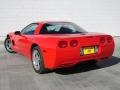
[0,0,120,40]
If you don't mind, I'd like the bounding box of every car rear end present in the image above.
[53,34,114,69]
[38,22,114,69]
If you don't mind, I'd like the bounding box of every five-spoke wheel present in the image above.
[32,46,48,74]
[4,38,15,53]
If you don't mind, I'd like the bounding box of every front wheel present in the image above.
[32,46,48,74]
[4,38,15,53]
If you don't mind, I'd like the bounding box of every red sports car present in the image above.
[4,21,114,74]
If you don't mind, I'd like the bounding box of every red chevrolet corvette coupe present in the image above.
[4,21,114,73]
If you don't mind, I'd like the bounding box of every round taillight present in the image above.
[100,37,105,43]
[58,41,68,48]
[70,40,78,47]
[107,36,112,43]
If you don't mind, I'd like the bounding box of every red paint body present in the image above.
[8,22,115,69]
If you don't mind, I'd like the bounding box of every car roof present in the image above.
[32,21,72,24]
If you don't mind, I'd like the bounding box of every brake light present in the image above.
[58,41,68,48]
[70,40,78,47]
[107,36,112,43]
[100,37,105,43]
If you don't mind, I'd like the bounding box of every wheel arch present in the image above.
[30,43,39,60]
[30,43,49,73]
[6,34,10,38]
[4,34,15,53]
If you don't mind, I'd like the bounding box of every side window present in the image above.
[21,24,38,35]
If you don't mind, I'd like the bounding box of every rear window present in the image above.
[40,22,87,34]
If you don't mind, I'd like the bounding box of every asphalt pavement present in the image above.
[0,37,120,90]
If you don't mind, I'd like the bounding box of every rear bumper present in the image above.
[43,42,114,69]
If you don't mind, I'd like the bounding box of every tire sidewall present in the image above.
[4,38,15,53]
[31,46,46,74]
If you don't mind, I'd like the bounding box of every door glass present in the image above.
[21,24,38,35]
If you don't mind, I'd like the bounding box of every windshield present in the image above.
[40,22,87,34]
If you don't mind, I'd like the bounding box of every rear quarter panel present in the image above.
[29,35,60,68]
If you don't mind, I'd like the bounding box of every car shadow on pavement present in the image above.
[55,56,120,75]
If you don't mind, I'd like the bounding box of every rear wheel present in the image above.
[4,38,15,53]
[32,46,48,74]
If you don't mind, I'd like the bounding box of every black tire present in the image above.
[4,38,16,53]
[31,46,48,74]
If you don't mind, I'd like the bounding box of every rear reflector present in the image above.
[58,41,68,48]
[70,40,78,47]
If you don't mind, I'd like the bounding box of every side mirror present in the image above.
[14,31,21,35]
